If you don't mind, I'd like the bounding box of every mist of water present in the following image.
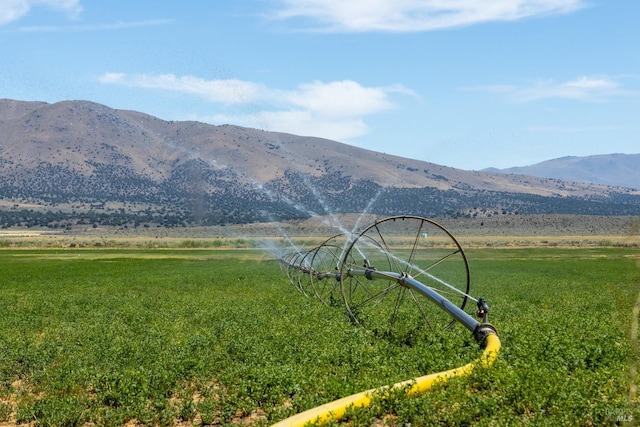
[163,130,392,264]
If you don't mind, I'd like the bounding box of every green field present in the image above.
[0,247,638,426]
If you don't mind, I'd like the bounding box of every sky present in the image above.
[1,0,638,170]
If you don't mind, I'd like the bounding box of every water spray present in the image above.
[272,215,500,426]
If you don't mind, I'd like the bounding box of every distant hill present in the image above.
[484,154,640,189]
[1,99,639,229]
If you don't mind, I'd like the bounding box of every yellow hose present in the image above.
[271,333,501,427]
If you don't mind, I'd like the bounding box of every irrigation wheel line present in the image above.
[274,216,500,426]
[271,333,501,427]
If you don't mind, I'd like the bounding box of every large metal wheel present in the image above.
[284,251,308,294]
[339,215,471,337]
[296,248,318,298]
[280,252,297,282]
[308,233,354,306]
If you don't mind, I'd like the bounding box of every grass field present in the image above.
[0,245,638,426]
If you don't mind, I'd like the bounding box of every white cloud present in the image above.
[99,72,414,141]
[211,110,369,140]
[517,76,621,101]
[99,73,266,104]
[462,76,635,102]
[0,0,81,25]
[272,0,588,32]
[284,80,395,117]
[565,76,617,89]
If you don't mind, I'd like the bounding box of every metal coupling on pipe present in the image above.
[364,267,376,280]
[473,323,498,345]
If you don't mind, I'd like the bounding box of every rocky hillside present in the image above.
[1,99,639,229]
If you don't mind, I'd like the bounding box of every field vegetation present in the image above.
[0,242,638,426]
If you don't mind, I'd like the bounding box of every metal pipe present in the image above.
[345,268,481,333]
[280,260,482,337]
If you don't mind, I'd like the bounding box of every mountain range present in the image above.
[484,154,639,189]
[1,99,639,229]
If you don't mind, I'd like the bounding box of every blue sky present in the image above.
[1,1,638,170]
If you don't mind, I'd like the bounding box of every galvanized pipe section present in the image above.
[346,268,481,333]
[288,265,482,337]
